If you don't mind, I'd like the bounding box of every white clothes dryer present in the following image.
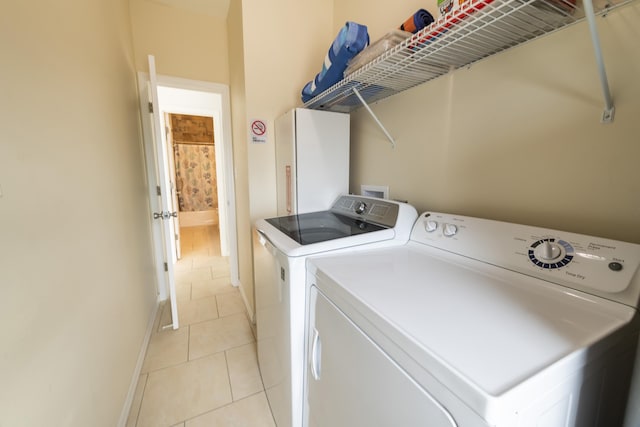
[305,212,640,427]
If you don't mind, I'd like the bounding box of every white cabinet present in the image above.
[275,108,350,216]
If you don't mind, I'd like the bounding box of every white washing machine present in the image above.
[305,211,640,427]
[253,195,418,427]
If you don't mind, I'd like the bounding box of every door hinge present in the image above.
[148,102,154,113]
[164,262,168,272]
[156,186,161,196]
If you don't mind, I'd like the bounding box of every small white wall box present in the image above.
[361,185,389,199]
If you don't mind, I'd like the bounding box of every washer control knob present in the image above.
[536,241,562,261]
[355,201,367,215]
[425,220,438,232]
[443,223,458,237]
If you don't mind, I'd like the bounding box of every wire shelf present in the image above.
[303,0,630,112]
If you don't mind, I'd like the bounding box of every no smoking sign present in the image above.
[250,119,267,144]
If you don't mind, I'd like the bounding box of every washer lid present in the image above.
[255,196,418,257]
[308,245,637,407]
[265,211,386,245]
[256,217,398,257]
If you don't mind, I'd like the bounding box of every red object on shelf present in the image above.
[409,0,496,48]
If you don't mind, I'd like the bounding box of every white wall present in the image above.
[338,1,640,243]
[159,85,223,112]
[129,0,230,83]
[0,1,157,425]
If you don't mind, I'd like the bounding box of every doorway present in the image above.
[165,112,217,261]
[139,72,239,305]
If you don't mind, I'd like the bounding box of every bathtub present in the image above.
[178,209,218,227]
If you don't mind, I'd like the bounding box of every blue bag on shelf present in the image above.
[301,22,369,103]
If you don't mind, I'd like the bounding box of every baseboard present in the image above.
[117,301,160,427]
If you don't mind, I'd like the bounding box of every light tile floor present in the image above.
[126,225,275,427]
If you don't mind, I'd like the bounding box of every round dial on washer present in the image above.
[536,241,561,261]
[425,220,438,232]
[528,238,574,269]
[443,223,458,237]
[355,201,367,215]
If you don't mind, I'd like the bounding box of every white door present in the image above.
[163,113,181,260]
[142,55,179,330]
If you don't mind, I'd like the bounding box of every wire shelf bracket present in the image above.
[583,0,615,123]
[353,87,397,148]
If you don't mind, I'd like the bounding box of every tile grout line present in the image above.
[223,349,235,402]
[171,342,256,366]
[187,323,191,363]
[181,390,270,425]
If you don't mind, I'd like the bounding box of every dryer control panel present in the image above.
[412,212,640,308]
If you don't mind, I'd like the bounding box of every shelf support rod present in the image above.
[583,0,615,123]
[353,87,396,148]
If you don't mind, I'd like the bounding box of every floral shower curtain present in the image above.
[174,143,217,212]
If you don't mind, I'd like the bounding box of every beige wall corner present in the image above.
[233,0,336,319]
[227,0,256,318]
